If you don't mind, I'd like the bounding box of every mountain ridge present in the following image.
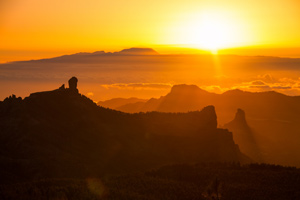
[104,84,300,121]
[100,84,300,167]
[5,48,160,64]
[0,77,248,183]
[4,47,300,65]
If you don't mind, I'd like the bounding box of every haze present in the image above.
[1,1,300,199]
[1,0,300,62]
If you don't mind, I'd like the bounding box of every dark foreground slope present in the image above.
[0,163,299,200]
[0,79,247,184]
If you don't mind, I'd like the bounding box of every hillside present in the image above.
[0,78,248,184]
[1,163,299,200]
[97,97,147,110]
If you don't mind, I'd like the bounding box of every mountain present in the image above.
[223,109,263,162]
[11,48,159,64]
[97,97,147,110]
[112,85,216,113]
[111,85,300,123]
[114,48,159,55]
[105,85,300,167]
[0,77,248,184]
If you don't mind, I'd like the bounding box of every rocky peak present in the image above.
[233,109,248,127]
[0,94,22,114]
[28,77,79,99]
[224,108,250,131]
[223,109,263,162]
[68,77,78,93]
[3,94,22,102]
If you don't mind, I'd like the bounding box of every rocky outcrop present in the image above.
[231,108,249,128]
[30,77,79,98]
[68,76,78,92]
[3,94,22,103]
[224,109,263,162]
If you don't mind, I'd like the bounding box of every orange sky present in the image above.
[1,0,300,62]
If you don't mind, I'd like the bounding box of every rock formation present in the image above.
[29,77,79,98]
[68,77,78,92]
[224,109,263,162]
[59,84,65,90]
[231,108,249,129]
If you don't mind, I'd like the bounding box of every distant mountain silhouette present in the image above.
[111,84,216,113]
[114,48,159,55]
[223,109,263,162]
[97,97,147,110]
[104,84,300,166]
[9,48,159,64]
[0,78,248,183]
[2,49,300,103]
[111,85,300,122]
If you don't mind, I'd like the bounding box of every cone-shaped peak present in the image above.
[232,108,248,128]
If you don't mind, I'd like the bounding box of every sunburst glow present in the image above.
[171,11,247,53]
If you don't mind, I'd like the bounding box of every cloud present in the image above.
[100,83,173,90]
[257,74,275,82]
[251,80,266,85]
[100,79,300,97]
[227,77,300,95]
[87,92,94,97]
[249,85,271,89]
[201,85,224,94]
[271,86,292,90]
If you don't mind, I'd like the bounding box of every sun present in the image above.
[171,11,245,53]
[197,16,234,53]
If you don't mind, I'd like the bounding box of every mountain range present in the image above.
[98,84,300,166]
[2,47,300,102]
[0,77,248,184]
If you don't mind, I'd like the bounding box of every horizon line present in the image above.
[2,46,300,64]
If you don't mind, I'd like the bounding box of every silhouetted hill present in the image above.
[113,85,216,113]
[156,84,216,113]
[0,78,248,184]
[97,97,147,110]
[106,84,300,166]
[114,48,159,55]
[8,48,160,64]
[112,84,300,122]
[116,101,147,113]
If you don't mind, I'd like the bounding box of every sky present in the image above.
[1,0,300,62]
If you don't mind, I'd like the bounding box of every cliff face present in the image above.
[0,78,248,183]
